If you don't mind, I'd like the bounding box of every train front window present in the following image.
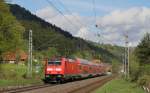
[48,61,61,65]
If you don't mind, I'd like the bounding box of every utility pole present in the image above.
[122,53,125,74]
[27,30,33,78]
[124,33,129,79]
[127,42,130,79]
[124,42,127,77]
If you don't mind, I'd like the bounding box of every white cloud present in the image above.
[36,6,150,46]
[35,6,94,39]
[36,6,58,19]
[75,27,98,42]
[97,7,150,46]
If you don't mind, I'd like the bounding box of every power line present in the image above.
[56,0,88,28]
[45,0,80,30]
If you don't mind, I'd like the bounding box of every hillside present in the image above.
[98,44,124,62]
[0,1,24,59]
[8,4,123,63]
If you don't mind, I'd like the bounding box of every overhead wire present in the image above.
[92,0,104,44]
[46,0,102,44]
[45,0,86,53]
[53,0,92,51]
[56,0,88,28]
[45,0,80,30]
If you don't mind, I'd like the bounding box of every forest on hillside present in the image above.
[7,4,124,63]
[0,0,25,61]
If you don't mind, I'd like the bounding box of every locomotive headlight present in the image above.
[47,68,53,71]
[55,68,62,71]
[45,75,49,77]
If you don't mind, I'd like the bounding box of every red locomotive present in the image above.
[44,57,107,83]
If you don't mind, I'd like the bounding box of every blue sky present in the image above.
[11,0,150,16]
[11,0,150,46]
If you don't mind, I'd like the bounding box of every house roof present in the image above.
[2,50,28,61]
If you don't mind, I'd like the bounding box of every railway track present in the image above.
[0,75,116,93]
[19,75,116,93]
[68,75,116,93]
[0,84,54,93]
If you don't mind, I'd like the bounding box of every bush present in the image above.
[137,75,150,86]
[112,59,120,73]
[0,64,27,79]
[140,65,150,76]
[129,54,140,81]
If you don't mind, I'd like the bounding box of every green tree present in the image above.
[130,54,140,81]
[135,33,150,65]
[133,33,150,86]
[0,0,25,55]
[41,47,58,58]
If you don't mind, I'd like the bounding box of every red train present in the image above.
[44,57,107,83]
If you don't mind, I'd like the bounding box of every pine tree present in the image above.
[135,33,150,65]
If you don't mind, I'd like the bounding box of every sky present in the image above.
[10,0,150,46]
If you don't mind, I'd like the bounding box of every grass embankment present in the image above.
[93,78,145,93]
[0,64,44,87]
